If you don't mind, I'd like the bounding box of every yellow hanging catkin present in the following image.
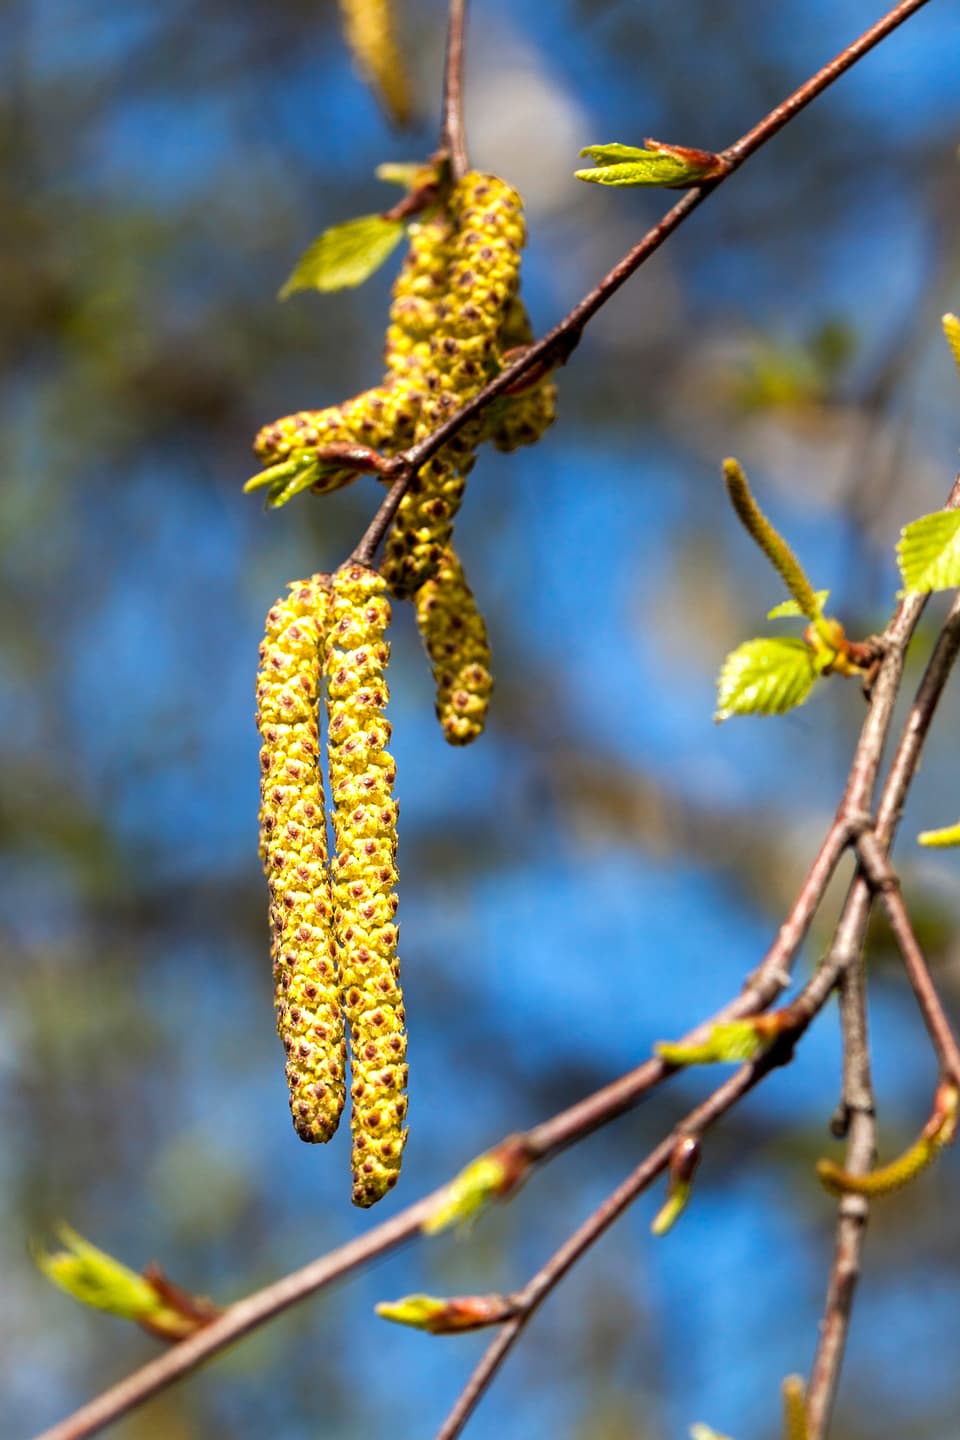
[381,172,525,597]
[414,546,493,745]
[325,564,407,1206]
[256,575,346,1143]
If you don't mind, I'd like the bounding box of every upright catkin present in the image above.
[325,564,407,1206]
[256,575,345,1143]
[381,172,525,597]
[414,547,493,745]
[336,0,412,127]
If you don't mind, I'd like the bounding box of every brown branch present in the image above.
[857,826,960,1084]
[347,0,934,568]
[434,943,870,1440]
[35,477,957,1440]
[440,0,468,181]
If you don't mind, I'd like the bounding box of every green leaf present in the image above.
[918,821,960,849]
[656,1020,764,1067]
[375,161,429,189]
[576,138,726,189]
[34,1225,161,1321]
[690,1426,737,1440]
[715,637,817,722]
[944,313,960,377]
[279,214,405,298]
[897,509,960,595]
[768,591,829,620]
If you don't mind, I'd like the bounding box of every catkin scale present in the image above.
[414,547,493,745]
[381,173,525,597]
[325,565,407,1207]
[256,576,346,1144]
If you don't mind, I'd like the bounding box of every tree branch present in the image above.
[348,0,934,567]
[440,0,468,181]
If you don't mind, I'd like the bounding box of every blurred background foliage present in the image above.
[3,1,960,1436]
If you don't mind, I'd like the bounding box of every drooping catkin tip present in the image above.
[257,574,346,1146]
[943,313,960,375]
[326,564,407,1205]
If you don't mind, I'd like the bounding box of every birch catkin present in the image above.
[325,564,407,1206]
[256,575,346,1144]
[381,172,525,597]
[414,547,493,745]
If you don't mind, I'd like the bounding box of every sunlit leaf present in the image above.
[897,509,960,595]
[34,1225,160,1321]
[576,138,727,188]
[279,214,405,298]
[768,591,829,620]
[715,637,817,722]
[918,820,960,849]
[656,1020,764,1066]
[944,312,960,377]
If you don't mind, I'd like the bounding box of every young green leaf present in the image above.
[279,214,405,298]
[918,821,960,849]
[376,160,431,189]
[34,1225,162,1321]
[656,1020,765,1066]
[576,137,728,188]
[768,591,829,620]
[944,312,960,377]
[715,637,817,722]
[897,509,960,595]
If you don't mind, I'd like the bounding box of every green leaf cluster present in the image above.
[575,140,723,189]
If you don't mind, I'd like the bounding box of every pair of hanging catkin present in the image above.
[256,566,405,1206]
[254,171,557,1202]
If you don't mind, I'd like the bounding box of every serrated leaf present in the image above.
[768,591,829,620]
[576,138,726,189]
[918,821,960,849]
[897,509,960,594]
[279,214,404,298]
[715,637,817,722]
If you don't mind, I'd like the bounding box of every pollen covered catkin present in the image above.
[325,564,407,1206]
[256,575,346,1144]
[381,172,525,597]
[414,547,493,745]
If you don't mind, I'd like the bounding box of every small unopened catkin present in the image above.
[325,564,407,1206]
[485,296,558,453]
[256,575,345,1143]
[414,547,493,745]
[381,172,525,597]
[336,0,412,127]
[253,386,419,500]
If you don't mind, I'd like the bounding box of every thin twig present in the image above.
[441,0,468,181]
[347,0,934,567]
[857,827,960,1084]
[35,480,957,1440]
[32,8,945,1439]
